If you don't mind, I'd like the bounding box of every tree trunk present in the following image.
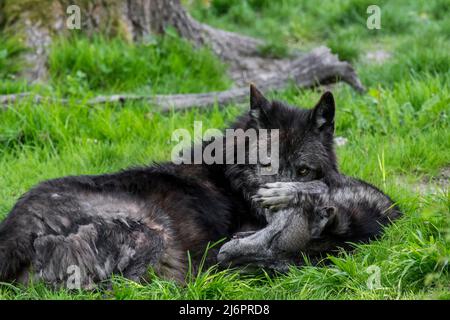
[1,0,365,103]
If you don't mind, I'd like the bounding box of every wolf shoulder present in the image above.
[330,174,402,221]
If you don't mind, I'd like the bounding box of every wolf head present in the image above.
[226,85,340,197]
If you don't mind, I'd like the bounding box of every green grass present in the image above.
[0,0,449,299]
[48,32,231,96]
[0,34,27,81]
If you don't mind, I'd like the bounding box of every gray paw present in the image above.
[265,181,328,194]
[252,181,328,210]
[251,182,297,210]
[217,239,241,266]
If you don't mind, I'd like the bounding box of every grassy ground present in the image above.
[0,0,449,299]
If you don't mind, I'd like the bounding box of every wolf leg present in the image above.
[0,188,172,286]
[217,210,294,270]
[252,181,329,210]
[32,219,166,289]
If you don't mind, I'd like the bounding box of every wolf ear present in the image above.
[249,84,270,126]
[311,206,337,239]
[312,91,335,131]
[313,206,352,239]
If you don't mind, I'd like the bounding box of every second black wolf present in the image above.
[0,86,401,288]
[217,177,401,271]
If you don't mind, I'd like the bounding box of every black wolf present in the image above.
[0,86,400,288]
[217,91,402,271]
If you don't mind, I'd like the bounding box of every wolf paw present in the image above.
[217,239,241,266]
[251,182,298,210]
[252,181,328,210]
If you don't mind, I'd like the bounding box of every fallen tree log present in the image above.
[0,46,364,112]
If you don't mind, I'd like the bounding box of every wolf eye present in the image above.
[297,167,310,176]
[259,162,273,174]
